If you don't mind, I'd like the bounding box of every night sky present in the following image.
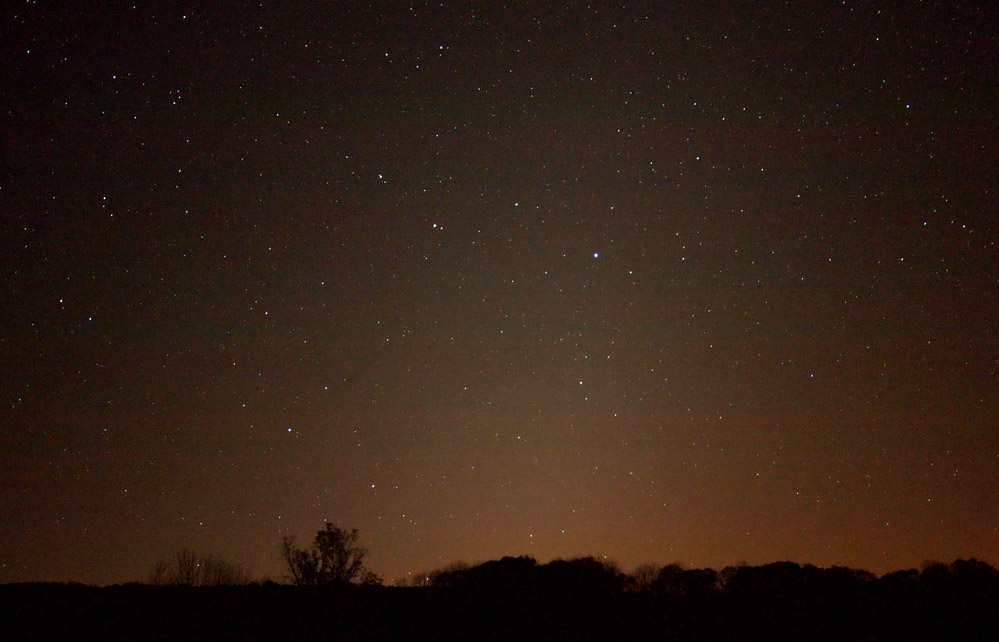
[3,2,997,586]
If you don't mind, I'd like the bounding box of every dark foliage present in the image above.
[2,559,998,641]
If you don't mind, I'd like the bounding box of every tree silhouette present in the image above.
[629,562,660,591]
[148,550,250,586]
[280,522,378,585]
[652,562,686,596]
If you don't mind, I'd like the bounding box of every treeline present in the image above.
[404,554,997,601]
[3,557,998,640]
[398,555,999,640]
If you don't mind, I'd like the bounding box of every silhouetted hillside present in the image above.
[3,558,998,641]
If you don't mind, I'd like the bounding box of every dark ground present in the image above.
[3,558,998,641]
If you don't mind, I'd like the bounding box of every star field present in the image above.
[2,2,997,584]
